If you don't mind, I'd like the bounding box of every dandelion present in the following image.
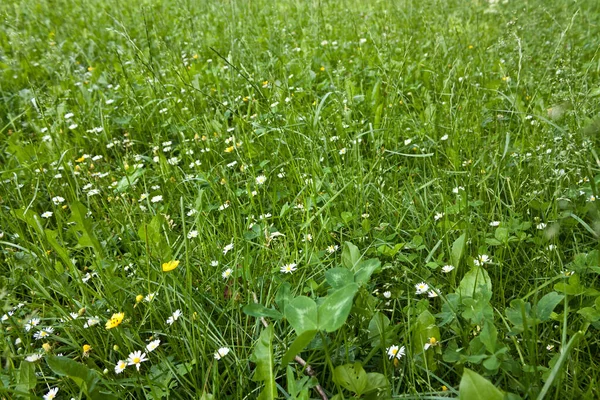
[214,347,230,360]
[33,327,55,340]
[127,350,148,371]
[280,263,297,274]
[255,175,267,185]
[42,343,52,352]
[43,387,59,400]
[146,339,160,352]
[387,345,405,360]
[162,260,180,272]
[151,195,163,203]
[473,254,491,266]
[105,312,124,329]
[83,344,92,356]
[166,309,182,325]
[115,360,127,374]
[41,211,53,218]
[222,268,233,279]
[26,353,43,362]
[441,265,454,273]
[415,282,429,295]
[223,243,234,255]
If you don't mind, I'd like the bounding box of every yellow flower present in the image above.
[224,146,234,153]
[75,156,86,163]
[135,294,144,303]
[42,343,52,352]
[105,312,124,329]
[162,260,180,272]
[83,344,92,356]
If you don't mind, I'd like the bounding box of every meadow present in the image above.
[1,0,600,398]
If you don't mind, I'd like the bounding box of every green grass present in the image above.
[1,0,600,398]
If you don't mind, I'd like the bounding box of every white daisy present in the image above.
[386,345,405,360]
[127,350,148,371]
[214,347,230,360]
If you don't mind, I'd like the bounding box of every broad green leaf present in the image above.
[13,208,44,236]
[413,310,440,371]
[451,233,466,268]
[364,372,390,396]
[457,265,492,300]
[137,215,172,262]
[368,312,391,348]
[354,259,381,286]
[325,267,354,289]
[69,201,103,257]
[479,320,498,353]
[285,296,318,335]
[534,292,564,321]
[342,241,361,270]
[16,361,36,393]
[114,167,145,193]
[317,283,359,332]
[47,356,100,396]
[333,362,368,395]
[577,307,600,322]
[243,303,283,320]
[282,330,318,365]
[494,227,509,242]
[275,282,291,313]
[45,229,73,268]
[505,299,535,333]
[250,326,276,400]
[459,368,504,400]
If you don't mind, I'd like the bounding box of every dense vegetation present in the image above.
[1,0,600,398]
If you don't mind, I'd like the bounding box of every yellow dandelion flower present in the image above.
[83,344,92,355]
[320,66,325,71]
[225,146,234,153]
[75,156,86,163]
[135,294,143,303]
[42,343,52,352]
[162,260,180,272]
[105,312,124,329]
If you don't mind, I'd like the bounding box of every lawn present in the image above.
[1,0,600,398]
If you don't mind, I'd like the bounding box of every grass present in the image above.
[1,0,600,398]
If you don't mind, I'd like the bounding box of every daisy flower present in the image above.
[387,345,405,360]
[415,282,429,295]
[84,316,101,328]
[441,265,454,273]
[222,268,233,279]
[24,318,40,331]
[51,196,65,205]
[280,263,297,274]
[115,360,127,374]
[25,353,43,362]
[41,211,53,218]
[187,230,198,239]
[33,327,55,340]
[473,254,491,266]
[146,339,160,352]
[326,245,338,254]
[255,175,267,185]
[214,347,230,360]
[127,350,148,371]
[43,388,59,400]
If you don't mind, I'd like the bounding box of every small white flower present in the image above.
[441,265,454,273]
[33,327,55,340]
[415,282,429,295]
[68,123,78,130]
[214,347,230,360]
[114,360,127,374]
[144,293,156,302]
[339,148,347,155]
[146,339,160,352]
[52,196,65,205]
[41,211,53,218]
[537,223,547,230]
[474,254,491,266]
[434,212,444,221]
[223,243,234,255]
[428,290,438,298]
[25,353,43,362]
[326,245,338,254]
[151,195,163,203]
[43,387,59,400]
[187,230,198,239]
[166,310,182,325]
[383,291,392,299]
[64,113,74,119]
[84,316,100,328]
[210,260,219,267]
[440,134,449,141]
[255,175,267,185]
[489,221,500,227]
[25,318,40,332]
[222,268,233,279]
[386,345,405,360]
[127,350,148,371]
[404,139,412,146]
[280,263,297,274]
